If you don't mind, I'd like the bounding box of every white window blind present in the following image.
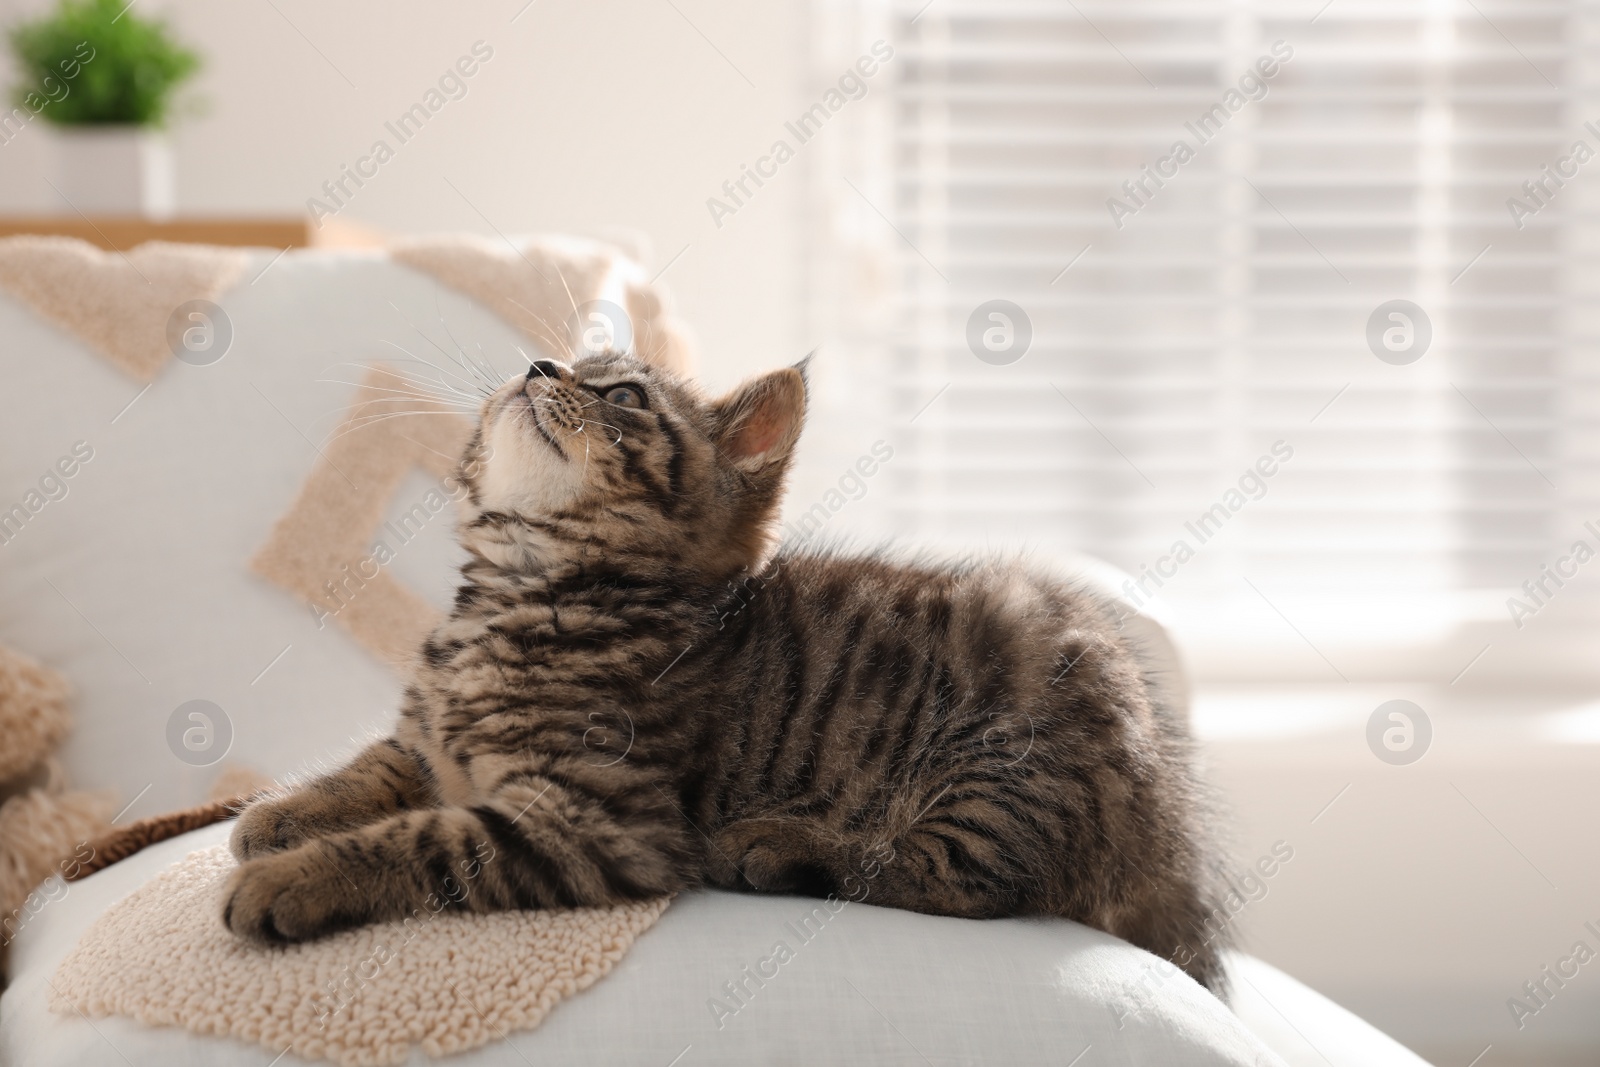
[809,0,1600,682]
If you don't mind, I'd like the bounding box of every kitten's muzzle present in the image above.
[521,373,581,439]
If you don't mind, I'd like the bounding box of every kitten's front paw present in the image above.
[221,849,351,944]
[229,797,312,862]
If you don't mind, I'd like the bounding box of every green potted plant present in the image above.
[8,0,200,218]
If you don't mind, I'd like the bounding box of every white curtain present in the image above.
[807,0,1600,683]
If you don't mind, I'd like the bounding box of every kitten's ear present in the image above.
[711,366,807,471]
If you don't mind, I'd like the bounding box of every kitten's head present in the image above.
[457,351,806,581]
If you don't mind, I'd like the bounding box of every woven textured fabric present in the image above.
[49,843,670,1066]
[0,237,247,381]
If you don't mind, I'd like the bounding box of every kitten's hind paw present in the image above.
[711,818,841,897]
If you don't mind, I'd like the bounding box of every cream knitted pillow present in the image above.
[49,843,670,1066]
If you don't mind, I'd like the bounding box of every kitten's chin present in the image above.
[477,429,584,516]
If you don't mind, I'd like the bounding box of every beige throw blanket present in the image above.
[51,843,670,1065]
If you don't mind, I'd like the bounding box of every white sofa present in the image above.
[0,237,1431,1066]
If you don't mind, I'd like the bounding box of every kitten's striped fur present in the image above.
[225,352,1231,995]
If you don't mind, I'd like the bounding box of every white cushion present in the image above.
[1,823,1432,1066]
[0,823,1257,1065]
[0,249,560,818]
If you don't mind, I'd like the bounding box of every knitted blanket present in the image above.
[49,843,670,1065]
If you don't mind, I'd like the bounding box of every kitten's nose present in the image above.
[526,359,573,383]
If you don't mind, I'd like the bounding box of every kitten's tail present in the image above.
[1142,686,1237,1002]
[66,794,254,882]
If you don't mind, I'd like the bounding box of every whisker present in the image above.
[431,288,500,390]
[504,298,575,360]
[353,359,484,403]
[328,410,477,438]
[395,430,467,466]
[319,359,479,397]
[307,379,476,427]
[574,418,624,446]
[376,341,493,398]
[384,304,500,396]
[457,341,502,389]
[554,265,581,320]
[475,342,511,385]
[343,397,476,416]
[321,409,476,448]
[635,315,660,363]
[304,392,472,433]
[501,297,565,345]
[317,378,476,405]
[380,366,488,403]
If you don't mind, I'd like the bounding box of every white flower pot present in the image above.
[49,127,175,219]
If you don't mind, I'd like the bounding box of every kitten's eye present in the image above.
[603,384,646,409]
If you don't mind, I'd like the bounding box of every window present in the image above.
[809,0,1598,683]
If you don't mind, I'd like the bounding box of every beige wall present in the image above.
[1203,688,1600,1064]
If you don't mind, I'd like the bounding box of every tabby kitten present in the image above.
[224,352,1231,995]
